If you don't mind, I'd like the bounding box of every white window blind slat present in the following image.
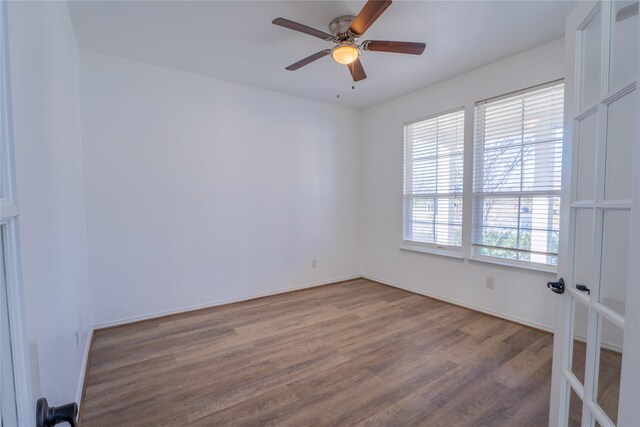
[404,108,465,248]
[473,81,564,266]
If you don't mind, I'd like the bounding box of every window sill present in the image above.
[468,255,557,274]
[400,242,464,260]
[400,242,558,273]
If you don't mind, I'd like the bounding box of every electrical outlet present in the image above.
[486,276,495,289]
[312,259,317,268]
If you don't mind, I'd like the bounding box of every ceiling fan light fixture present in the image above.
[273,0,427,82]
[331,44,359,65]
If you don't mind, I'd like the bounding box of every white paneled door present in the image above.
[549,1,639,426]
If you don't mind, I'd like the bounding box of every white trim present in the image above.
[94,274,362,329]
[1,220,32,427]
[586,399,616,427]
[475,78,565,106]
[0,0,15,206]
[569,200,632,209]
[462,102,475,259]
[549,4,590,423]
[617,5,640,424]
[403,105,465,127]
[468,254,558,274]
[400,242,464,259]
[0,2,32,420]
[564,330,623,354]
[565,369,585,399]
[362,274,555,333]
[0,201,18,220]
[75,328,93,409]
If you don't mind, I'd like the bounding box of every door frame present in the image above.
[1,0,34,425]
[617,6,640,423]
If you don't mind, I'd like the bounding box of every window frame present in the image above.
[470,79,565,273]
[402,106,465,257]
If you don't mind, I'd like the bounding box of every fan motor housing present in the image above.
[329,15,356,37]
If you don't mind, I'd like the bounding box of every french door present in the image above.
[549,1,639,426]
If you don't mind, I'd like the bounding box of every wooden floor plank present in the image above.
[80,279,620,426]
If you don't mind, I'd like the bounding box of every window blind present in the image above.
[403,108,464,248]
[473,81,564,266]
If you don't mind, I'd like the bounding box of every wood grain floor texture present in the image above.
[80,278,556,427]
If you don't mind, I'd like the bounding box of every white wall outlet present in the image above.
[486,276,495,289]
[312,259,317,268]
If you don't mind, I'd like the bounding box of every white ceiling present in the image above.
[67,0,575,110]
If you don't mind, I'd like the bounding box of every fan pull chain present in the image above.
[335,63,357,99]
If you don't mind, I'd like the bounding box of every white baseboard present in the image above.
[76,327,93,407]
[363,274,554,333]
[94,274,362,330]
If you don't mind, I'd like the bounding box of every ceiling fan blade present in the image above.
[272,18,334,41]
[285,50,331,71]
[363,40,426,55]
[348,58,367,82]
[349,0,392,36]
[616,2,638,21]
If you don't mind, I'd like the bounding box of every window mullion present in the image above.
[516,96,525,260]
[434,118,439,243]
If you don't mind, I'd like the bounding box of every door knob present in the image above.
[36,398,78,427]
[547,278,565,294]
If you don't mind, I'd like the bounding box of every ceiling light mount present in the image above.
[329,15,357,38]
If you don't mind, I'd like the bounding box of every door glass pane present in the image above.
[609,1,639,89]
[580,8,603,109]
[576,113,597,201]
[600,210,630,317]
[568,385,583,427]
[1,226,19,427]
[573,209,594,290]
[604,90,637,200]
[596,316,623,425]
[570,298,589,384]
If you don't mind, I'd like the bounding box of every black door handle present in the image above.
[576,284,591,295]
[36,398,78,427]
[547,278,565,294]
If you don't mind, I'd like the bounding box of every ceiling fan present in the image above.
[272,0,426,82]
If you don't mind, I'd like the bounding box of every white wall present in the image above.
[8,0,92,412]
[79,52,361,326]
[361,39,565,331]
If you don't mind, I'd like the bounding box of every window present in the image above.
[403,108,464,250]
[473,81,564,267]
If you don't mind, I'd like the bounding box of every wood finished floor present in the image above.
[81,278,556,427]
